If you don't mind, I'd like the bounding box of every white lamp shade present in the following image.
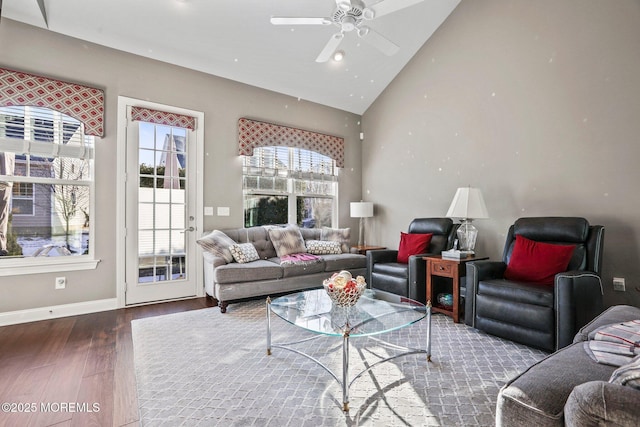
[350,201,374,218]
[446,187,489,219]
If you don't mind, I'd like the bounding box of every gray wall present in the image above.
[362,0,640,307]
[0,19,363,313]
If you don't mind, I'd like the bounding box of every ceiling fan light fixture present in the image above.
[337,1,351,12]
[362,8,375,20]
[333,50,345,62]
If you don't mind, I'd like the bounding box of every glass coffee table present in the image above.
[266,288,432,412]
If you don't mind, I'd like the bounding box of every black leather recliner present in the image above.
[465,217,605,352]
[366,218,458,304]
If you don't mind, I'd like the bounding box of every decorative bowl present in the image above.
[437,293,453,309]
[323,270,367,307]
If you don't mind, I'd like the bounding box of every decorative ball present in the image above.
[323,270,367,307]
[437,293,453,308]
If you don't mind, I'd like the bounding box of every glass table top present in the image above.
[269,288,427,337]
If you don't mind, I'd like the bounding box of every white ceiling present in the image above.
[1,0,460,115]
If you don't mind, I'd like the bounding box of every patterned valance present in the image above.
[131,106,196,130]
[0,67,104,137]
[238,118,344,167]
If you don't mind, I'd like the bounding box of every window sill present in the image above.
[0,257,100,277]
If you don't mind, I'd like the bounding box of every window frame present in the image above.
[0,106,99,276]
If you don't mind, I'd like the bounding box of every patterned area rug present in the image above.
[132,300,546,426]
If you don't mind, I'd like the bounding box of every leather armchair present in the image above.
[367,218,458,304]
[465,217,605,352]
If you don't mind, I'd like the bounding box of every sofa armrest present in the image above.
[407,253,435,302]
[202,252,227,268]
[555,271,604,350]
[564,380,640,426]
[366,249,399,285]
[574,305,640,344]
[464,260,507,326]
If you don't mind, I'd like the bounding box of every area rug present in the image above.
[132,300,547,426]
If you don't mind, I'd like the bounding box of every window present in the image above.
[0,106,94,263]
[11,183,34,215]
[242,146,338,228]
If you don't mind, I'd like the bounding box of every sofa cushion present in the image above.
[478,279,554,307]
[322,253,366,272]
[504,235,575,285]
[268,225,307,257]
[276,257,326,278]
[397,232,432,264]
[496,342,615,426]
[372,262,408,279]
[214,259,282,284]
[322,227,351,253]
[222,227,277,259]
[306,240,342,255]
[229,243,260,264]
[197,230,236,263]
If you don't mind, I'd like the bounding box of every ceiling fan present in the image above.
[270,0,425,63]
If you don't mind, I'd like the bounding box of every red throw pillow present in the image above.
[397,232,433,264]
[504,235,576,286]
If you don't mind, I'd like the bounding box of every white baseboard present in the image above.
[0,298,119,327]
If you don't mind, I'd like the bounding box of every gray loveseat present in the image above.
[496,304,640,426]
[199,225,366,312]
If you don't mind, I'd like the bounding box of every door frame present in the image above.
[116,96,204,307]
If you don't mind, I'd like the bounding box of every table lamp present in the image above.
[350,201,374,247]
[446,187,489,253]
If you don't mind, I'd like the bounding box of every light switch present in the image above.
[204,206,214,216]
[217,207,230,216]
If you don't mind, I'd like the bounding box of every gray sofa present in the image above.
[496,304,640,426]
[199,225,366,312]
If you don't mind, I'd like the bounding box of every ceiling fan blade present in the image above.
[36,0,49,28]
[367,0,424,19]
[316,33,344,63]
[358,27,399,56]
[270,17,331,26]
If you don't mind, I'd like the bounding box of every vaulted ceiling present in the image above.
[2,0,460,114]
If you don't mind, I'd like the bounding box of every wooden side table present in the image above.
[423,255,488,323]
[351,245,386,255]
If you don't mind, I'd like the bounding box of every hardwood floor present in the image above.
[0,297,216,427]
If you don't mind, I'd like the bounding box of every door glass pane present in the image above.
[137,122,188,283]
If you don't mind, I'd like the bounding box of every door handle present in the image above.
[182,226,195,233]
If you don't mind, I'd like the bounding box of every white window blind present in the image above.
[243,147,338,181]
[0,106,94,161]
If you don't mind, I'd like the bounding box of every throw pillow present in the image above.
[306,240,342,255]
[504,235,576,285]
[196,230,236,263]
[229,243,260,264]
[268,225,307,257]
[609,354,640,390]
[397,232,433,264]
[321,227,351,253]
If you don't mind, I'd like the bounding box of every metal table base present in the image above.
[266,297,432,412]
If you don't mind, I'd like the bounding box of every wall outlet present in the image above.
[613,277,625,292]
[55,276,66,290]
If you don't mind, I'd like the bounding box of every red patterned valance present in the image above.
[131,106,196,130]
[0,68,104,137]
[238,118,344,167]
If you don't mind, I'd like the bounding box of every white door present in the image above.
[122,102,202,305]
